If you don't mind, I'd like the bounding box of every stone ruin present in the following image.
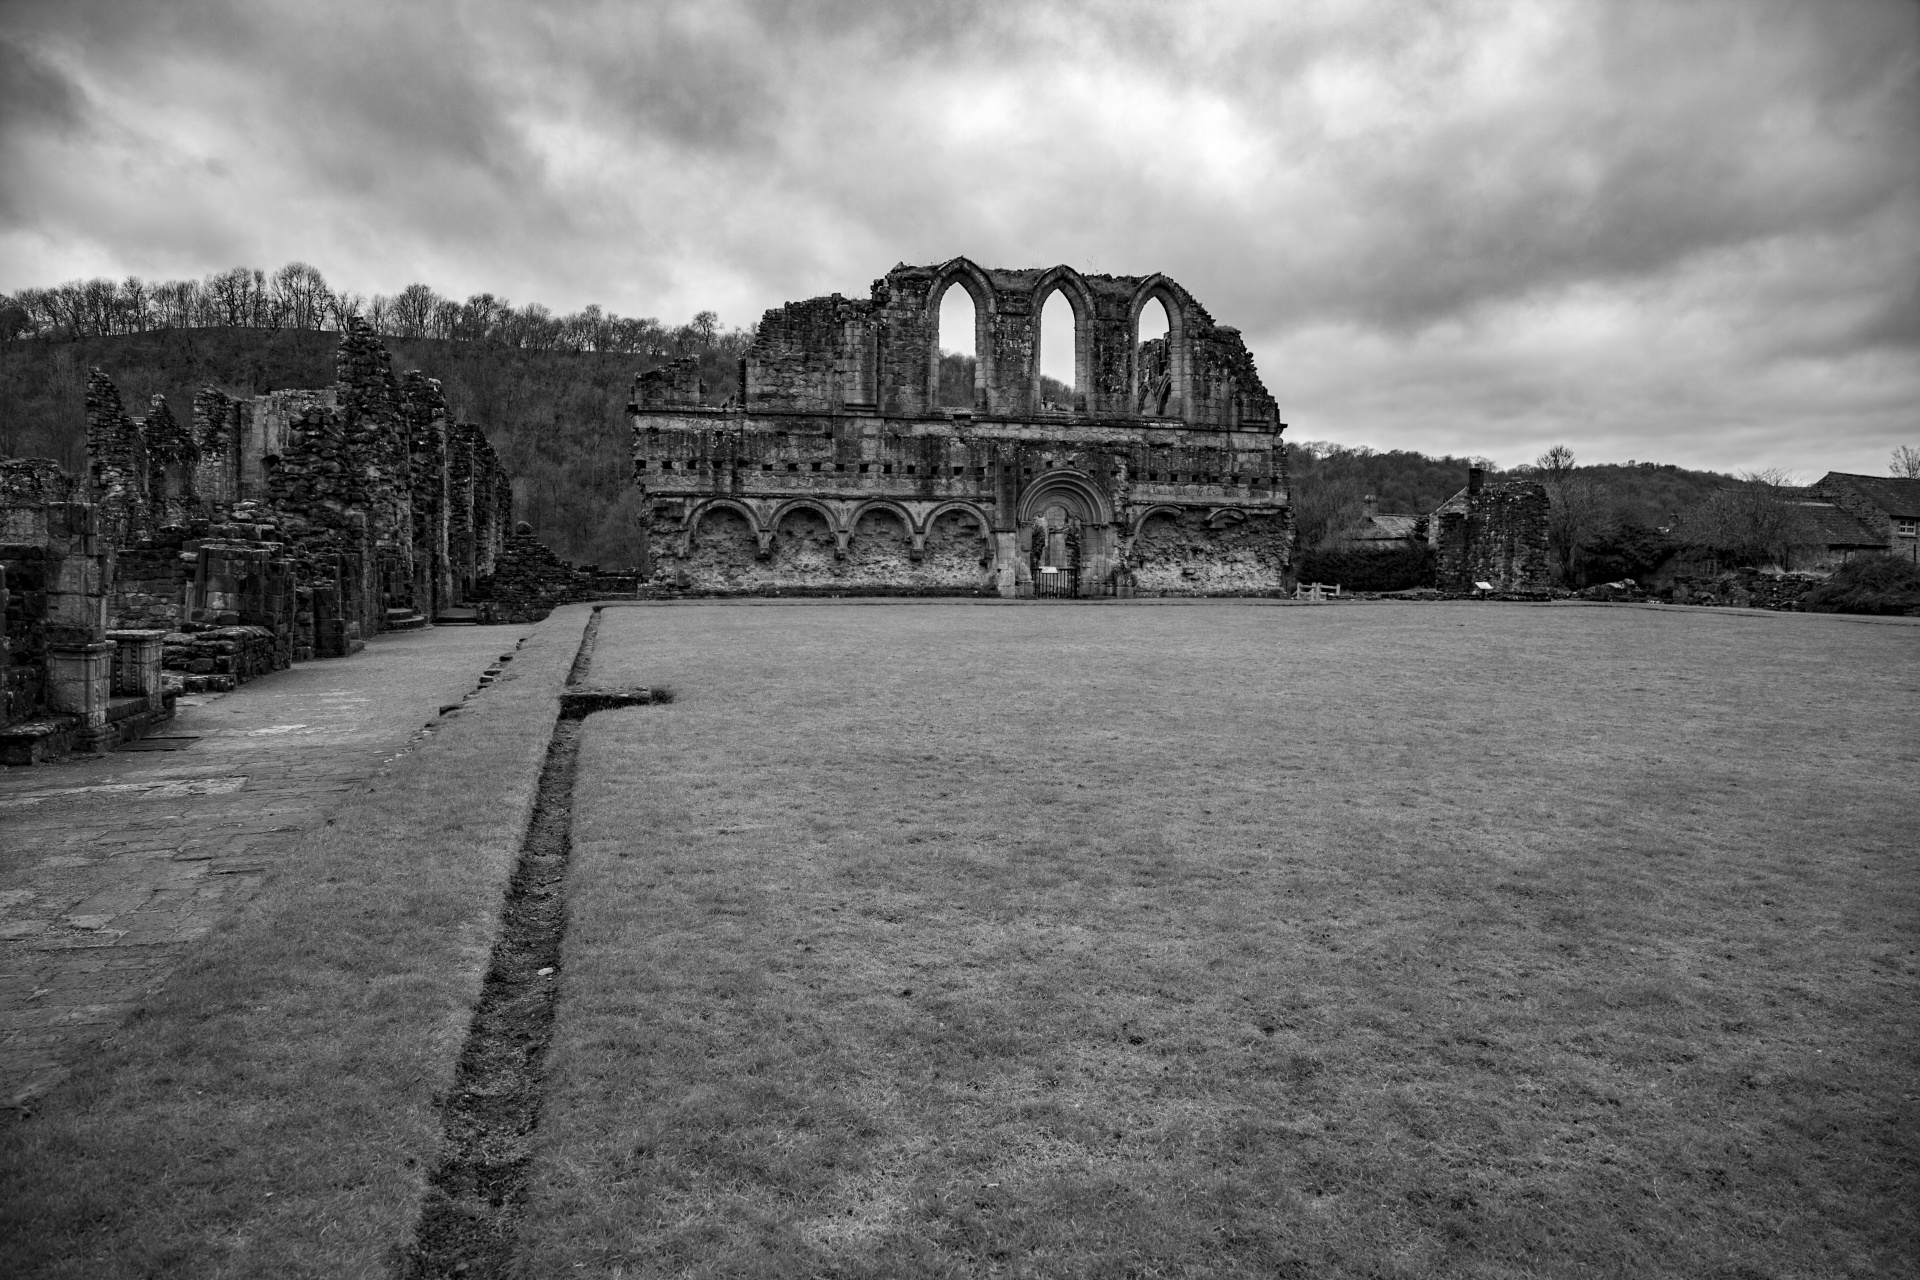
[631,258,1296,597]
[1,322,568,763]
[1429,468,1553,593]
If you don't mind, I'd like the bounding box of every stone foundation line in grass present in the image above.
[401,608,672,1278]
[0,604,603,1279]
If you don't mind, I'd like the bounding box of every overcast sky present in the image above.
[3,0,1915,475]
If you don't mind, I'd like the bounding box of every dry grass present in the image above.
[0,606,594,1280]
[524,600,1919,1278]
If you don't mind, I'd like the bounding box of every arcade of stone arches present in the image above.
[668,479,1280,598]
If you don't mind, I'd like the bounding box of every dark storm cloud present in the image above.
[1,0,1915,473]
[0,36,86,133]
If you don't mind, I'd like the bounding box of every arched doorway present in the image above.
[1018,473,1115,598]
[1029,501,1081,596]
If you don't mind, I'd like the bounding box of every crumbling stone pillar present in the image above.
[402,371,451,618]
[87,369,149,547]
[447,425,478,600]
[193,388,244,511]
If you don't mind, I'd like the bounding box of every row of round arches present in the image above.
[678,496,990,558]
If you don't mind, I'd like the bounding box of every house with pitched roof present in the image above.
[1329,495,1425,549]
[1807,473,1920,563]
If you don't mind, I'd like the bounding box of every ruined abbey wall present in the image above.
[4,323,544,759]
[76,321,516,659]
[635,258,1294,597]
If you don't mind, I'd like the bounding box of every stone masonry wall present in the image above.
[644,258,1293,598]
[192,387,245,510]
[471,523,597,622]
[1432,474,1552,593]
[142,396,199,527]
[402,371,452,618]
[2,460,91,727]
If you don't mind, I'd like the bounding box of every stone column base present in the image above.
[46,640,116,749]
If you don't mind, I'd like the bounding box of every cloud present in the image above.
[1,0,1915,475]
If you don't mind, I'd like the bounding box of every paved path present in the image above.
[0,623,531,1110]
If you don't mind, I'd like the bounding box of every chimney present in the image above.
[1361,493,1378,518]
[1468,467,1484,495]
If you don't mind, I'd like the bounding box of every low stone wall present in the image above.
[162,625,283,693]
[470,525,600,624]
[1660,569,1821,611]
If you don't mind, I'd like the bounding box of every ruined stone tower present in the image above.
[629,258,1295,597]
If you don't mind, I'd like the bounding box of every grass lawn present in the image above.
[524,601,1918,1278]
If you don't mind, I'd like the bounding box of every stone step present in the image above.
[385,613,428,631]
[0,717,79,767]
[433,607,480,626]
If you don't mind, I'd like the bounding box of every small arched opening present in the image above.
[1038,289,1078,413]
[936,283,978,410]
[1136,296,1173,416]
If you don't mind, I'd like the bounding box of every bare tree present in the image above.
[1893,445,1920,479]
[8,287,50,338]
[514,302,556,351]
[80,278,119,335]
[1532,446,1615,584]
[1537,444,1575,484]
[204,267,265,327]
[0,293,29,346]
[326,290,364,329]
[120,277,151,332]
[270,262,333,330]
[390,283,440,339]
[1677,468,1811,568]
[1289,470,1369,551]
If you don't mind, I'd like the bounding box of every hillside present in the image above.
[1288,442,1736,552]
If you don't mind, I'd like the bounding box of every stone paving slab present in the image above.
[0,622,531,1110]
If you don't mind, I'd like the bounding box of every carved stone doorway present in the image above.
[1031,503,1081,597]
